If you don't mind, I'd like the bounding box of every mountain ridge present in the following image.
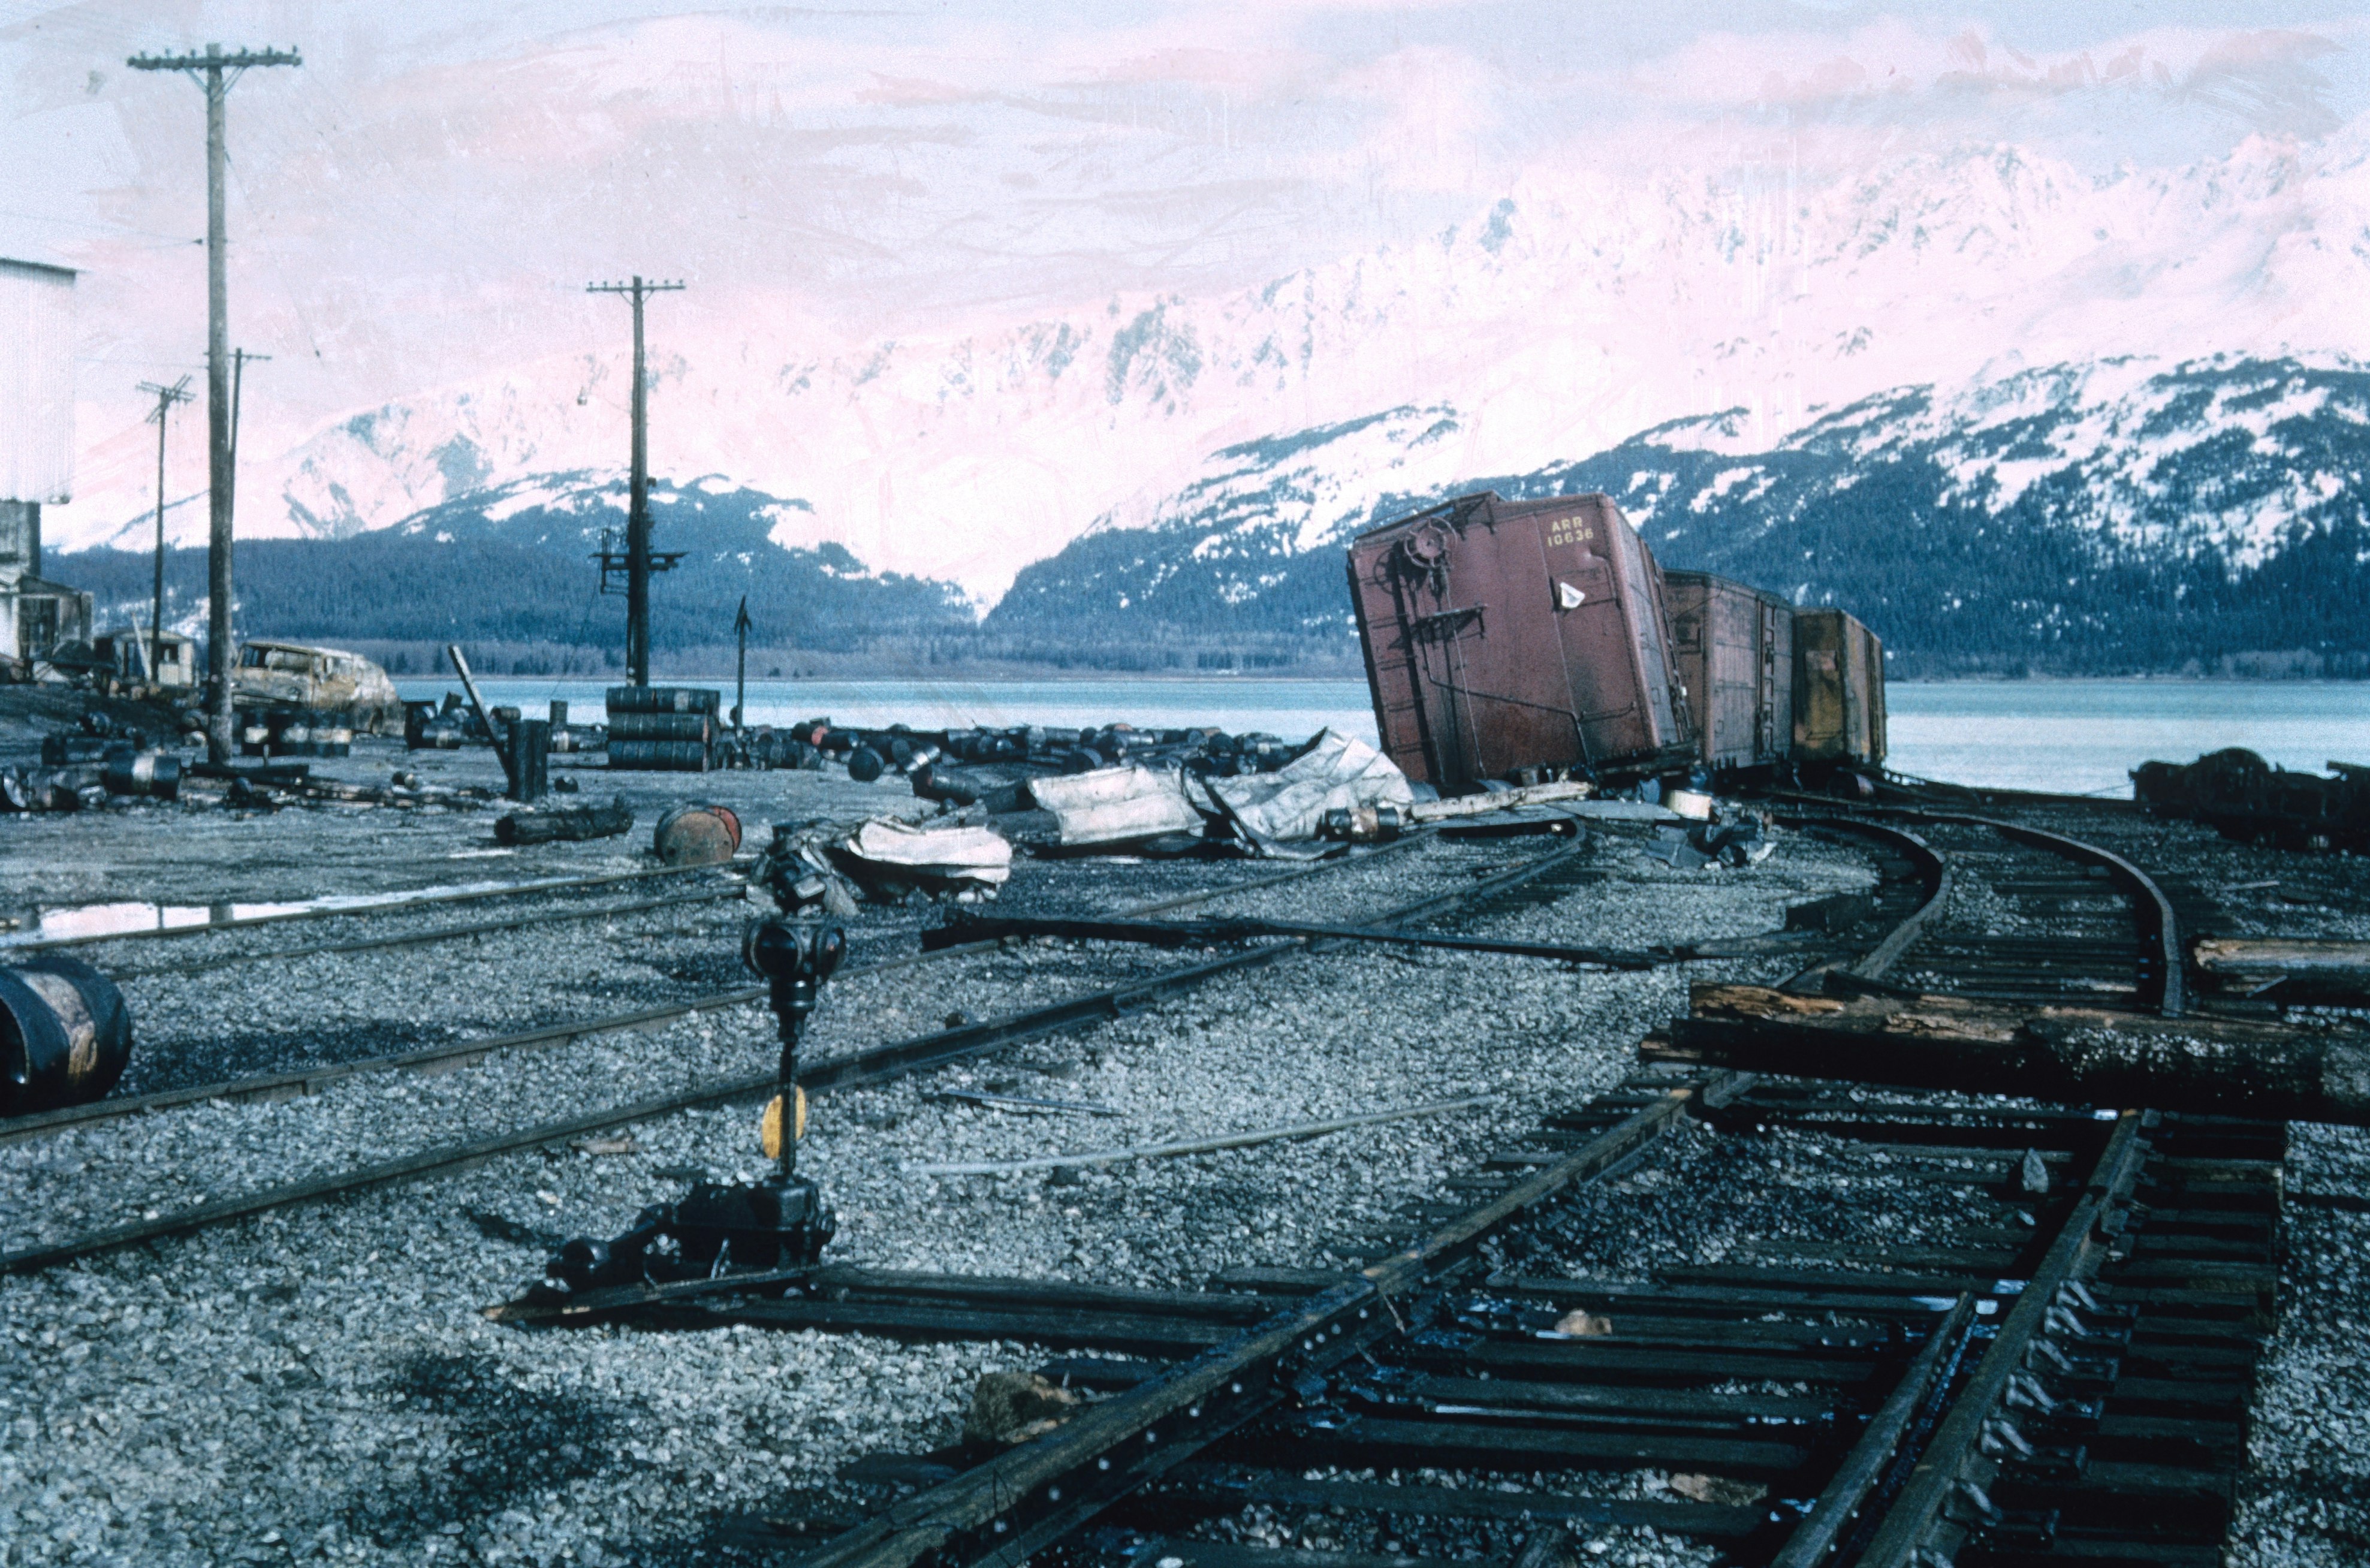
[985,352,2370,677]
[53,126,2370,612]
[50,355,2370,679]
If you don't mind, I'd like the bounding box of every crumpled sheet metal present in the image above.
[839,818,1013,889]
[1204,728,1415,851]
[1025,764,1204,848]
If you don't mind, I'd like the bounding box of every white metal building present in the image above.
[1,255,87,672]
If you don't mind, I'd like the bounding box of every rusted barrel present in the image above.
[653,803,743,867]
[1,955,132,1116]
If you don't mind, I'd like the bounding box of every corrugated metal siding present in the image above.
[0,259,76,503]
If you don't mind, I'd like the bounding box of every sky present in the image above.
[5,1,2368,568]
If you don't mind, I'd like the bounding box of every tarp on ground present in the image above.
[1025,765,1203,848]
[1205,728,1414,849]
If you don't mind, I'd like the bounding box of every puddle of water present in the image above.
[0,875,611,948]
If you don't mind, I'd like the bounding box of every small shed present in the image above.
[94,626,198,692]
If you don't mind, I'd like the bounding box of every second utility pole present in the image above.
[138,376,194,677]
[586,275,683,687]
[128,41,302,762]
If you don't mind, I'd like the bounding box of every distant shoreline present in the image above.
[401,670,2370,687]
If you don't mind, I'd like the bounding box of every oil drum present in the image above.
[1,955,132,1117]
[653,803,743,867]
[101,750,182,800]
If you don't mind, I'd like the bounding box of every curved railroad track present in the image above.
[559,806,2281,1568]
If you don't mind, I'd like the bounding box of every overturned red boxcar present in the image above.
[1346,491,1694,794]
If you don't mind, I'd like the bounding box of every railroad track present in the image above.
[0,857,752,956]
[0,845,1434,1150]
[0,831,1585,1277]
[536,808,2278,1568]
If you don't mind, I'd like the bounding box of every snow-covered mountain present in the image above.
[990,355,2370,676]
[59,126,2370,615]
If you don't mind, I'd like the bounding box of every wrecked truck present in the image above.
[230,641,402,735]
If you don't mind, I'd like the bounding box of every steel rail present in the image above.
[1766,1293,1981,1568]
[1,858,754,955]
[0,845,1424,1148]
[1781,807,2183,1015]
[764,811,2200,1568]
[750,818,1946,1568]
[1967,815,2185,1016]
[113,885,747,978]
[926,913,1681,969]
[1741,810,2185,1562]
[1796,819,1950,983]
[780,1075,1738,1568]
[0,835,1557,1275]
[1852,1111,2154,1567]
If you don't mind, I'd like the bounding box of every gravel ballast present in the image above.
[5,756,2355,1566]
[0,796,1872,1566]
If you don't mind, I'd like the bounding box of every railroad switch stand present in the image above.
[545,915,846,1294]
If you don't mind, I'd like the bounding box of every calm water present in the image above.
[400,676,2370,798]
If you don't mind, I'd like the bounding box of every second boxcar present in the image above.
[1792,607,1887,768]
[1346,490,1693,793]
[1665,571,1795,777]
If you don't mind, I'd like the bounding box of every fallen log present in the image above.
[494,795,635,846]
[2192,937,2370,1004]
[1648,982,2370,1126]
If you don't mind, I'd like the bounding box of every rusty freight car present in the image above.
[1793,607,1887,769]
[1665,571,1794,777]
[1347,491,1693,794]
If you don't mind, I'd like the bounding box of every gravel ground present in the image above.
[1521,1106,2069,1285]
[0,840,1448,1256]
[6,771,2357,1567]
[2230,1123,2370,1568]
[1192,1467,1724,1568]
[0,812,1871,1566]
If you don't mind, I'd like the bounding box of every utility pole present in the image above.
[586,275,683,687]
[127,42,303,764]
[138,376,194,679]
[228,348,270,527]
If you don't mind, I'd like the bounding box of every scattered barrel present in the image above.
[608,739,713,771]
[653,803,743,867]
[608,685,721,715]
[1,955,132,1117]
[497,795,634,846]
[846,746,886,783]
[610,711,716,741]
[101,751,182,800]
